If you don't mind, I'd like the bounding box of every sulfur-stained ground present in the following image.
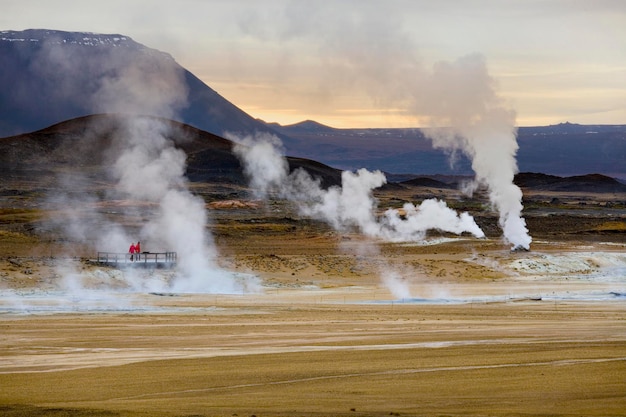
[0,189,625,416]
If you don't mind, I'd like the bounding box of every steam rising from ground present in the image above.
[414,56,532,250]
[241,4,532,249]
[42,41,248,294]
[232,133,484,242]
[50,117,246,294]
[233,133,484,299]
[109,118,239,293]
[346,52,532,250]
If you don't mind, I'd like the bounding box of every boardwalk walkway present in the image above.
[94,252,177,269]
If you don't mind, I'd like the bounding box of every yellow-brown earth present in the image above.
[1,188,625,416]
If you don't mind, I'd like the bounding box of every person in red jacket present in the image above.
[129,242,136,262]
[136,241,141,261]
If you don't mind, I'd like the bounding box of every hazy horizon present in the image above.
[3,1,625,129]
[265,117,624,130]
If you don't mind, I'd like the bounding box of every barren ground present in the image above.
[0,186,625,416]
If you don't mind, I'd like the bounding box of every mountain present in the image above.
[0,29,285,141]
[271,121,626,179]
[515,123,626,178]
[278,120,336,135]
[2,29,624,179]
[0,114,341,189]
[1,115,624,200]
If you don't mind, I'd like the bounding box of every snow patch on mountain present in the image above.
[1,29,134,47]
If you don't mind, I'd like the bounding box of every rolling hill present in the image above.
[0,114,342,191]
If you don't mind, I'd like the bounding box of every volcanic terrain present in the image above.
[0,115,625,417]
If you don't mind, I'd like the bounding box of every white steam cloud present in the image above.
[107,117,238,293]
[412,55,532,250]
[43,40,246,294]
[239,4,532,250]
[233,133,289,200]
[232,133,481,299]
[232,133,484,242]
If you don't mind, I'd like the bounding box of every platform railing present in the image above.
[96,252,177,265]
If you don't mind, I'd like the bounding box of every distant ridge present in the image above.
[521,121,626,134]
[271,120,626,179]
[394,172,626,193]
[514,172,626,193]
[278,120,336,133]
[400,177,456,189]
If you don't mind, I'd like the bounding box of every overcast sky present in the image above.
[3,0,625,127]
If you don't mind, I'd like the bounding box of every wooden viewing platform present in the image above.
[94,252,177,268]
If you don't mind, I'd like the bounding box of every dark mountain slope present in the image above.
[0,29,287,143]
[0,114,341,188]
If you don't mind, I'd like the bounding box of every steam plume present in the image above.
[231,133,484,241]
[233,133,480,299]
[232,133,289,200]
[412,55,531,250]
[41,39,243,294]
[243,4,532,249]
[109,117,237,293]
